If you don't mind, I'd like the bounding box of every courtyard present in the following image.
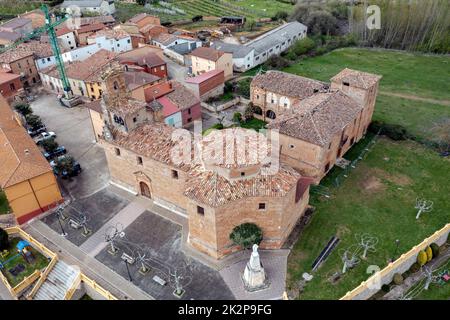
[288,137,450,299]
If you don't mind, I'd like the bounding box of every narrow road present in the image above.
[379,91,450,107]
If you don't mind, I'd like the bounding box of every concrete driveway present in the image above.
[164,57,189,85]
[30,93,110,199]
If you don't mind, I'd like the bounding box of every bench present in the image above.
[153,275,166,286]
[69,219,81,229]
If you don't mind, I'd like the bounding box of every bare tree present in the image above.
[415,198,433,220]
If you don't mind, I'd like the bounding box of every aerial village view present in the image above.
[0,0,448,310]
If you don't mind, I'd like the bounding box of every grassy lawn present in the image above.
[284,48,450,101]
[282,48,450,143]
[0,237,49,287]
[373,95,450,142]
[414,281,450,300]
[0,190,9,214]
[221,0,294,18]
[288,138,450,300]
[239,118,267,130]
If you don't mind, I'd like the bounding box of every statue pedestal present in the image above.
[242,245,269,292]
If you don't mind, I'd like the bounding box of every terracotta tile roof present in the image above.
[42,49,117,81]
[107,97,148,117]
[128,13,158,24]
[268,90,363,146]
[0,17,31,30]
[200,128,270,169]
[88,28,131,40]
[331,68,382,89]
[124,71,160,91]
[0,43,35,63]
[191,47,225,62]
[139,24,164,33]
[0,31,21,42]
[0,96,52,188]
[55,26,73,37]
[112,123,193,171]
[185,69,224,84]
[16,40,54,58]
[76,23,106,34]
[118,50,165,68]
[85,99,102,113]
[0,72,20,84]
[165,81,199,110]
[251,71,327,100]
[80,15,115,26]
[184,164,301,207]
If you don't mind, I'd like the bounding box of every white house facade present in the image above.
[61,0,116,15]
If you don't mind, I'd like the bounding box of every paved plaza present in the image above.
[41,187,129,246]
[95,210,235,300]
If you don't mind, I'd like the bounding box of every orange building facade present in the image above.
[0,95,63,224]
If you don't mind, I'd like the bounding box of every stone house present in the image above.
[251,70,382,182]
[100,122,312,259]
[127,13,161,30]
[190,47,233,80]
[0,71,23,100]
[184,69,225,101]
[0,47,40,87]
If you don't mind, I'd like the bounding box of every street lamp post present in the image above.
[124,260,132,283]
[56,210,67,237]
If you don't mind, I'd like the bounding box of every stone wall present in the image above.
[340,224,450,300]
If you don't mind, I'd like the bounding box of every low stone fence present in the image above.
[201,96,249,113]
[0,213,16,228]
[340,223,450,300]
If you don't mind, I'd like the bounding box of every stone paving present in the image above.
[41,187,129,246]
[219,250,289,300]
[95,210,235,300]
[79,201,146,257]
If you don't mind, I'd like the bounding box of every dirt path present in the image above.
[380,91,450,107]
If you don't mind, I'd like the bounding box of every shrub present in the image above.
[42,138,59,153]
[229,222,263,250]
[284,50,298,61]
[425,246,433,262]
[236,78,251,98]
[430,243,440,258]
[232,112,242,124]
[0,227,9,251]
[13,103,32,116]
[369,121,409,141]
[409,262,421,273]
[264,55,291,69]
[272,11,288,21]
[292,37,316,56]
[244,103,255,121]
[381,284,390,293]
[393,273,404,285]
[417,250,428,266]
[211,123,224,130]
[25,114,43,129]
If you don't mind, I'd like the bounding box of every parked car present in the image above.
[27,125,47,137]
[35,132,56,145]
[51,155,82,179]
[43,146,67,160]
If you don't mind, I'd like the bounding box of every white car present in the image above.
[35,131,56,145]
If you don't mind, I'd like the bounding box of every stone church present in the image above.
[94,63,313,259]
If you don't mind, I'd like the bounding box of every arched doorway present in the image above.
[139,181,151,198]
[266,110,276,120]
[254,106,263,115]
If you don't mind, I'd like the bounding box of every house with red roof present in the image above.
[185,69,225,101]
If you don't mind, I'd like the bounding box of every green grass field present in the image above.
[289,138,450,300]
[283,48,450,143]
[284,48,450,101]
[115,0,294,23]
[0,190,9,215]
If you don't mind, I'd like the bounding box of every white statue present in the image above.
[242,244,269,291]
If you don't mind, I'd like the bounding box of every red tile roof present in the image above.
[158,96,180,117]
[185,69,224,84]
